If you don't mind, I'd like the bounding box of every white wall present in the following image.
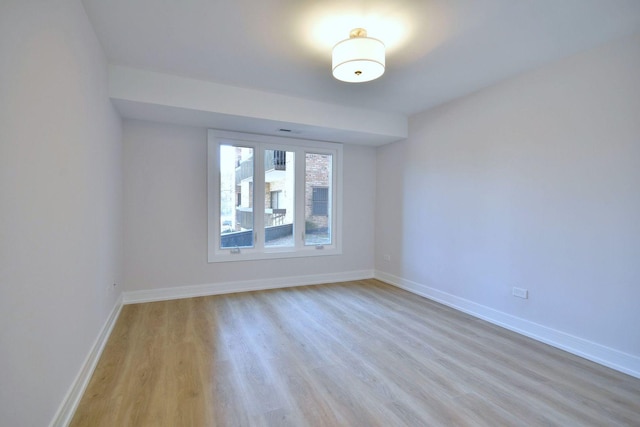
[123,120,376,291]
[0,1,123,425]
[376,33,640,374]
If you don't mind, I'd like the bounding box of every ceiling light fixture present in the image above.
[332,28,385,83]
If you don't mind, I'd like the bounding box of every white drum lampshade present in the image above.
[332,28,385,83]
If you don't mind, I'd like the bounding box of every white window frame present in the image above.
[208,129,343,263]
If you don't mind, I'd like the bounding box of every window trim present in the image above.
[207,129,343,263]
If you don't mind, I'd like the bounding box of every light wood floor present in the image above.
[70,279,640,426]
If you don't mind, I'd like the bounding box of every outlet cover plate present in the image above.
[512,287,528,299]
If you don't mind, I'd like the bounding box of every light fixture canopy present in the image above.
[332,28,385,83]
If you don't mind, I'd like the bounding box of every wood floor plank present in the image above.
[70,279,640,426]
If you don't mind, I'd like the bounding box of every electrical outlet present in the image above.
[108,283,117,295]
[383,254,391,262]
[512,287,528,299]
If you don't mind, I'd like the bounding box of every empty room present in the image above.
[2,0,640,426]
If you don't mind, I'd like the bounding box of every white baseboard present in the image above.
[375,270,640,379]
[50,294,124,427]
[123,269,375,304]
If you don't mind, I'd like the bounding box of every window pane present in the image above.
[265,150,295,247]
[220,145,254,248]
[305,153,332,245]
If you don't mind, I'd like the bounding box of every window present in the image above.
[208,130,342,262]
[311,187,329,216]
[270,191,282,209]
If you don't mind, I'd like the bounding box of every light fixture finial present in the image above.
[349,28,367,38]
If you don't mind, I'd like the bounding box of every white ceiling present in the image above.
[82,0,640,141]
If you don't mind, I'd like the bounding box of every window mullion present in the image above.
[294,147,306,249]
[253,144,265,250]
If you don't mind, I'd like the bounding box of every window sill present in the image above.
[208,246,342,263]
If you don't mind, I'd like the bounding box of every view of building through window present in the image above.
[219,147,332,249]
[220,145,254,248]
[305,153,332,245]
[264,150,295,248]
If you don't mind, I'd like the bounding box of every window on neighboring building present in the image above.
[311,187,329,216]
[270,190,282,209]
[208,130,342,262]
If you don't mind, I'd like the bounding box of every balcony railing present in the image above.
[220,223,293,248]
[265,150,286,171]
[265,209,286,226]
[236,208,288,230]
[236,209,253,230]
[235,150,286,182]
[235,159,253,183]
